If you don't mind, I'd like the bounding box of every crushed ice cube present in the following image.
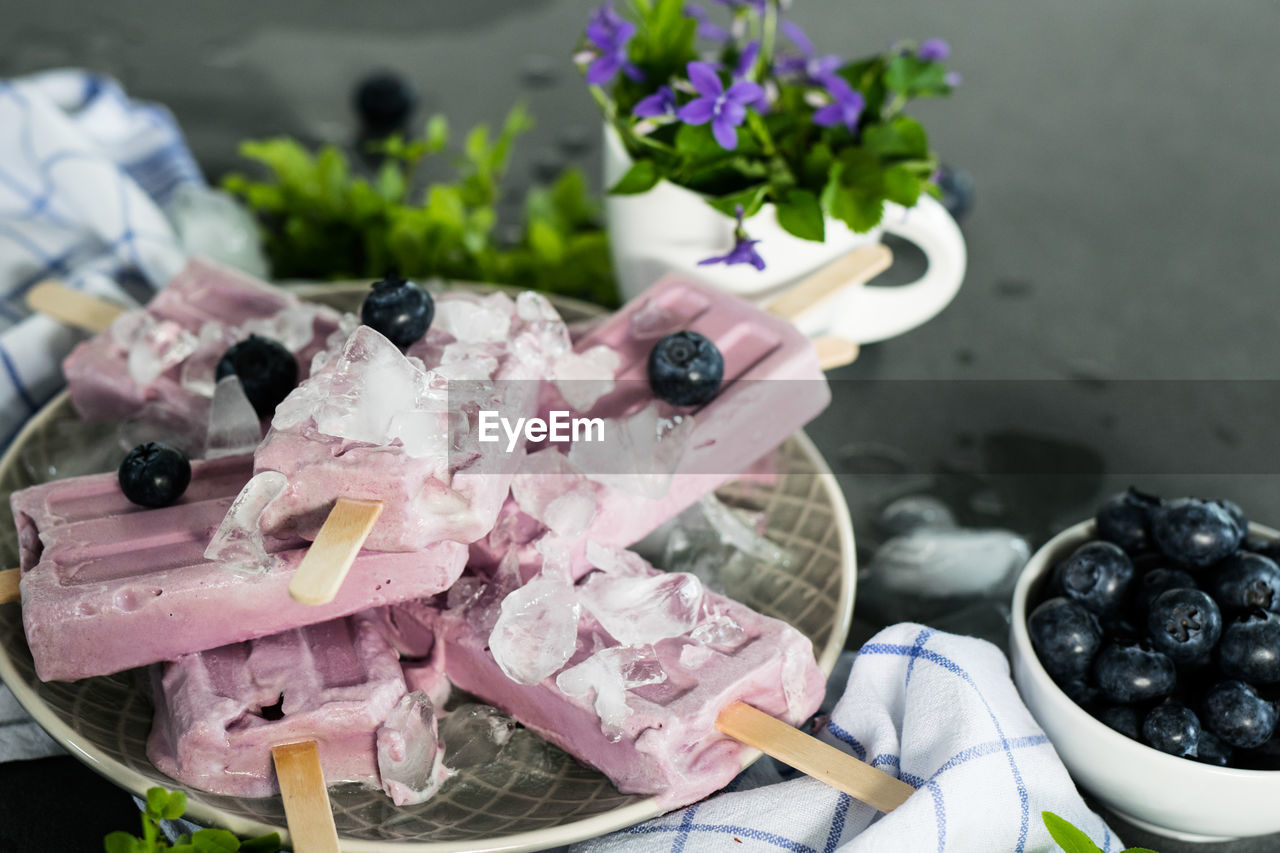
[204,471,288,574]
[436,342,500,382]
[865,528,1031,598]
[578,569,703,646]
[115,313,198,386]
[535,535,574,582]
[556,646,665,740]
[489,574,581,685]
[205,376,262,458]
[689,608,748,651]
[568,403,693,499]
[879,495,957,537]
[515,290,561,325]
[511,450,599,534]
[780,645,810,720]
[439,704,517,769]
[585,541,652,578]
[552,345,620,411]
[697,495,792,569]
[164,184,269,278]
[377,691,453,806]
[628,299,683,340]
[678,643,714,669]
[435,293,514,344]
[237,306,318,353]
[179,322,235,398]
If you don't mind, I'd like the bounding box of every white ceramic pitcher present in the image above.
[603,127,967,344]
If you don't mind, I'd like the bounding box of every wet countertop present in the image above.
[3,0,1279,849]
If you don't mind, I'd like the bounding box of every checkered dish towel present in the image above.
[0,69,194,448]
[571,625,1123,853]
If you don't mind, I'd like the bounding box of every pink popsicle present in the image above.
[63,257,342,441]
[438,550,827,809]
[10,455,466,682]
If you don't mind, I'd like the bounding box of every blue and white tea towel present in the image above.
[570,625,1122,853]
[0,69,196,449]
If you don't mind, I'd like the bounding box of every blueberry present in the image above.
[1212,499,1248,537]
[1218,609,1280,684]
[360,274,433,349]
[216,335,298,419]
[1210,552,1280,614]
[1142,703,1201,757]
[1203,680,1278,749]
[1096,705,1143,741]
[1095,488,1161,553]
[1151,498,1243,569]
[1136,567,1198,620]
[353,71,417,135]
[1094,640,1177,704]
[1147,588,1223,663]
[1194,731,1234,767]
[1060,678,1101,709]
[647,331,724,407]
[118,442,191,508]
[1028,597,1104,684]
[1053,541,1134,616]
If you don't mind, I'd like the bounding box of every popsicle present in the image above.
[148,609,450,805]
[60,257,343,442]
[470,274,832,580]
[251,291,570,555]
[437,544,830,810]
[9,454,467,682]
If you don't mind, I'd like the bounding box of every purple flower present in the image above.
[917,38,951,62]
[585,4,643,86]
[676,61,763,150]
[812,76,865,133]
[699,205,766,270]
[777,21,842,83]
[734,40,760,78]
[684,3,731,42]
[633,84,677,118]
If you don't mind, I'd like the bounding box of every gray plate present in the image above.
[0,283,856,852]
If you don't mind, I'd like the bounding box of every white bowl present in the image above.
[1009,519,1280,842]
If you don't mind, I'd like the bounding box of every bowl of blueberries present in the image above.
[1010,490,1280,841]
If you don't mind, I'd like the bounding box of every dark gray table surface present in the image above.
[3,0,1279,850]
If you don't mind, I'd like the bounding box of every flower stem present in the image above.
[760,0,780,78]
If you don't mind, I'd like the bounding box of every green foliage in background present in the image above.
[222,105,618,306]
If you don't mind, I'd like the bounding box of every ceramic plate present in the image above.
[0,283,856,852]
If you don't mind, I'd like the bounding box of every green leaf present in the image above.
[549,168,599,227]
[424,114,449,153]
[824,148,887,233]
[609,160,661,195]
[862,116,928,159]
[674,122,728,161]
[374,162,406,202]
[161,789,188,821]
[103,831,142,853]
[528,219,566,264]
[776,189,825,241]
[237,834,283,853]
[705,184,767,219]
[144,787,171,820]
[190,828,241,853]
[1042,812,1103,853]
[883,165,921,207]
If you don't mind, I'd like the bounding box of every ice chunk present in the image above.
[435,342,500,382]
[238,306,319,353]
[568,403,693,499]
[689,607,747,651]
[179,322,235,398]
[678,643,714,668]
[556,646,666,740]
[552,345,620,411]
[439,704,517,769]
[628,298,683,341]
[205,376,262,458]
[780,645,812,719]
[578,569,703,646]
[164,184,269,278]
[865,528,1031,598]
[697,495,792,569]
[204,471,289,574]
[435,293,514,344]
[511,450,599,535]
[377,691,453,806]
[880,495,957,536]
[489,574,581,685]
[114,312,198,386]
[535,535,574,582]
[585,541,652,578]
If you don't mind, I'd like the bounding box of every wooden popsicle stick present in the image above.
[716,701,915,813]
[271,740,341,853]
[813,336,859,371]
[764,244,893,322]
[288,498,384,606]
[0,569,18,605]
[25,280,126,333]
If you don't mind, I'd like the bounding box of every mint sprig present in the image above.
[104,787,281,853]
[222,104,618,307]
[1043,811,1158,853]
